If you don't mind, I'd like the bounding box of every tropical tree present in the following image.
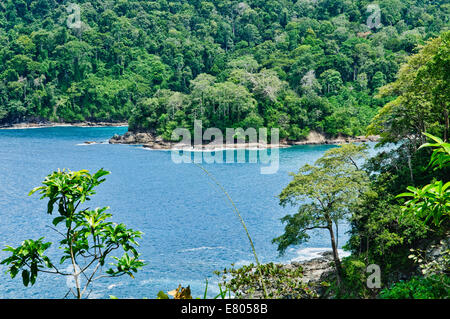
[1,169,145,299]
[273,144,370,284]
[368,32,450,148]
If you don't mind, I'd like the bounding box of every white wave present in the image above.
[138,146,166,151]
[87,291,104,299]
[76,141,109,146]
[107,282,125,290]
[177,246,227,253]
[289,247,350,262]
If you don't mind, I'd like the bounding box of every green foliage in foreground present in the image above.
[380,275,450,299]
[215,262,317,299]
[376,134,450,299]
[156,281,231,300]
[340,32,449,298]
[273,143,370,285]
[341,136,449,299]
[1,169,145,299]
[398,133,450,227]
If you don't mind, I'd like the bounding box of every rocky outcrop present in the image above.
[234,251,336,299]
[109,130,380,150]
[109,132,290,150]
[296,251,336,285]
[288,131,379,145]
[109,131,156,144]
[109,132,178,149]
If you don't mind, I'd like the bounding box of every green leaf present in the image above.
[93,169,110,180]
[422,132,443,144]
[22,270,30,287]
[157,291,169,299]
[396,192,414,198]
[52,216,66,226]
[28,186,43,196]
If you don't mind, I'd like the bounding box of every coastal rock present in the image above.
[299,253,335,285]
[291,131,379,146]
[234,251,337,299]
[109,131,155,145]
[109,130,380,150]
[305,131,326,144]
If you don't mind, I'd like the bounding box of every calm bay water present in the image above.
[0,126,367,298]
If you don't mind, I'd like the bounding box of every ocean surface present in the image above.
[0,126,378,298]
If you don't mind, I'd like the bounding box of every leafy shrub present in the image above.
[215,262,318,299]
[380,275,450,299]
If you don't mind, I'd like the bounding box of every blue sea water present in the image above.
[0,127,376,298]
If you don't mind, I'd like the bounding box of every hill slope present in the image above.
[0,0,448,139]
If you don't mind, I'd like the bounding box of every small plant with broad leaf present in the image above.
[397,133,450,227]
[1,169,146,299]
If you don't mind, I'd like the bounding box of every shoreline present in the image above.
[225,251,337,299]
[0,121,128,130]
[108,131,380,150]
[1,123,379,148]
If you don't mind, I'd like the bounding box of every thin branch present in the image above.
[81,261,102,297]
[23,260,70,276]
[194,163,268,298]
[348,156,360,170]
[80,256,99,274]
[37,268,70,276]
[45,225,66,238]
[85,289,93,299]
[63,289,72,299]
[91,272,127,283]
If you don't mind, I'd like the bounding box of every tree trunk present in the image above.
[444,107,449,142]
[328,221,343,286]
[406,147,415,185]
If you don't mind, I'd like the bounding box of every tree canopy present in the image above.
[0,0,448,141]
[273,143,370,284]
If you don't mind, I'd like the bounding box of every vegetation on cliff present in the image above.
[220,31,449,299]
[0,0,448,141]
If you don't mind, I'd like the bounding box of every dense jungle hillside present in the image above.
[0,0,448,140]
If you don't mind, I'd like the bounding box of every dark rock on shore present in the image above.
[110,131,156,144]
[109,130,379,150]
[109,132,176,149]
[109,132,287,150]
[235,251,337,299]
[287,131,379,145]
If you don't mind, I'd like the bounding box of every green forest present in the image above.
[0,0,448,141]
